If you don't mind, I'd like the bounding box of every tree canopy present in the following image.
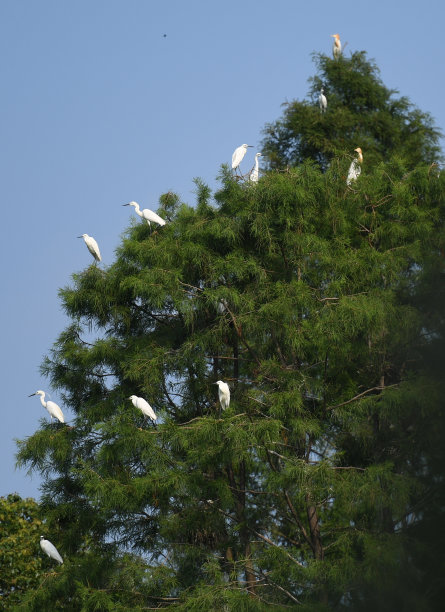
[15,51,445,610]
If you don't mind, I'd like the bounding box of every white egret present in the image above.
[40,536,63,564]
[123,202,166,228]
[29,390,65,424]
[331,34,341,59]
[346,147,363,185]
[319,88,327,113]
[232,144,253,173]
[128,395,157,424]
[249,153,262,183]
[214,380,230,410]
[78,233,101,263]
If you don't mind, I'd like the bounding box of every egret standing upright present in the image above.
[128,395,157,425]
[250,153,262,183]
[78,234,101,263]
[232,144,253,174]
[40,536,63,564]
[29,390,65,424]
[319,88,327,113]
[346,147,363,185]
[123,202,166,228]
[214,380,230,411]
[331,34,341,59]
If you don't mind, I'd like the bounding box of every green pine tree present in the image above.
[16,51,445,610]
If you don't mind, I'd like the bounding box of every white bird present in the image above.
[128,395,157,424]
[214,380,230,411]
[77,233,101,262]
[29,390,65,424]
[331,34,341,59]
[249,153,262,183]
[319,88,327,113]
[346,147,363,185]
[232,144,253,173]
[123,202,166,228]
[40,536,63,564]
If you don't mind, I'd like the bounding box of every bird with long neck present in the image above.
[331,34,341,59]
[319,88,327,113]
[250,152,262,182]
[28,390,65,423]
[346,147,363,185]
[123,202,166,228]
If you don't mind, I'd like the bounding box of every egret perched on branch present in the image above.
[78,233,101,263]
[128,395,157,425]
[214,380,230,411]
[123,202,166,228]
[40,536,63,564]
[250,153,262,183]
[331,34,341,59]
[346,147,363,185]
[232,144,253,174]
[29,390,65,424]
[319,88,327,113]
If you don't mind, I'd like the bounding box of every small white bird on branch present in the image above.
[78,233,101,263]
[319,88,327,113]
[232,144,253,174]
[331,34,341,59]
[214,380,230,411]
[40,536,63,564]
[346,147,363,185]
[128,395,157,425]
[123,202,166,228]
[29,390,65,424]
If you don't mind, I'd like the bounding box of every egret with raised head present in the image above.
[319,88,327,113]
[40,536,63,564]
[29,390,65,424]
[331,34,341,59]
[78,233,101,263]
[346,147,363,185]
[123,202,166,227]
[250,152,262,182]
[215,380,230,410]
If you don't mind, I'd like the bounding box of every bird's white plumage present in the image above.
[29,390,65,423]
[124,202,166,227]
[78,234,101,262]
[128,395,157,423]
[250,152,262,183]
[346,147,363,185]
[319,88,327,113]
[232,144,252,171]
[40,536,63,564]
[331,34,341,59]
[215,380,230,410]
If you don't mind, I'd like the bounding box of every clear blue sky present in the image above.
[1,0,444,500]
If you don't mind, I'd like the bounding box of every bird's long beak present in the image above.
[247,145,253,147]
[122,203,130,207]
[77,235,83,238]
[28,393,36,397]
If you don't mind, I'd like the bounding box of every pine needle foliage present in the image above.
[16,50,445,609]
